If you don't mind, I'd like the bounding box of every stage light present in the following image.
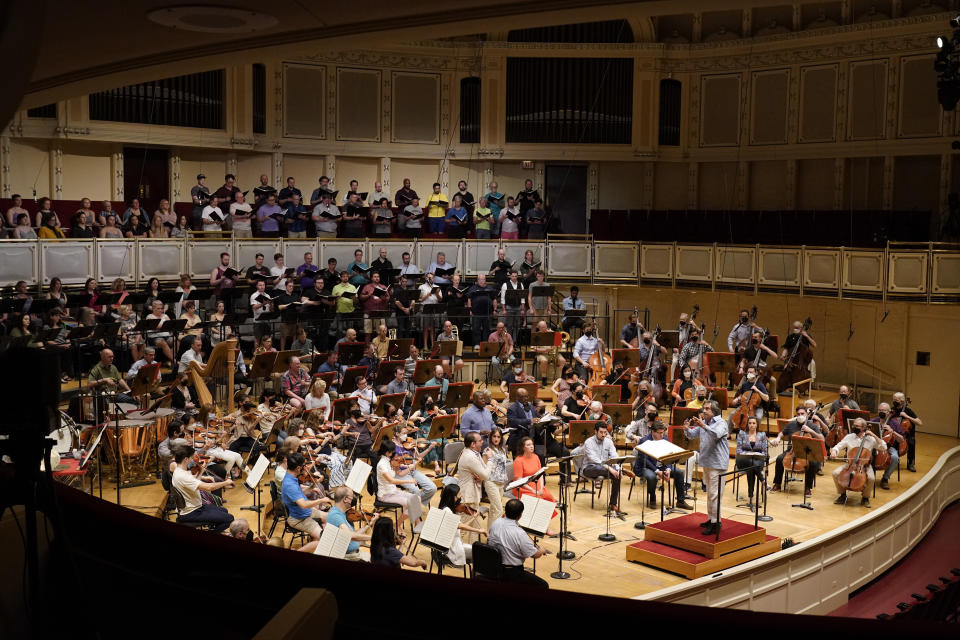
[950,15,960,28]
[938,35,945,48]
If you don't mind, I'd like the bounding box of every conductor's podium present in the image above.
[626,513,780,579]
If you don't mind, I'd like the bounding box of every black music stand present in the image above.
[605,404,633,428]
[789,436,824,510]
[478,342,504,383]
[339,366,368,396]
[372,422,396,451]
[412,385,442,412]
[657,331,680,351]
[434,340,459,359]
[590,385,621,405]
[413,359,441,385]
[444,382,474,410]
[611,348,642,370]
[331,397,354,422]
[387,338,413,358]
[565,421,595,450]
[375,360,406,387]
[336,342,366,367]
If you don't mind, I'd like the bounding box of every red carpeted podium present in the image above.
[626,512,780,579]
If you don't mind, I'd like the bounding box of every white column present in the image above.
[326,154,336,190]
[272,151,283,189]
[440,157,450,193]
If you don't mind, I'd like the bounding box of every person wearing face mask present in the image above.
[727,309,758,355]
[778,320,818,397]
[826,385,860,422]
[677,328,713,378]
[506,388,536,455]
[730,365,770,419]
[343,403,377,462]
[500,359,534,397]
[829,418,881,507]
[686,386,709,409]
[620,313,644,349]
[738,331,778,388]
[890,392,921,472]
[560,383,590,422]
[671,365,703,407]
[633,421,692,509]
[625,402,659,444]
[573,321,600,381]
[769,406,824,496]
[870,402,905,490]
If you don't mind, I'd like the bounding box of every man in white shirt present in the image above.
[427,252,455,285]
[368,180,389,206]
[312,192,340,238]
[456,432,493,539]
[228,191,253,237]
[250,279,273,321]
[269,252,287,291]
[201,196,225,232]
[349,376,377,414]
[488,498,548,587]
[581,422,627,519]
[418,272,442,349]
[179,337,205,374]
[572,321,600,380]
[496,270,526,342]
[830,418,881,508]
[170,443,234,531]
[126,346,159,384]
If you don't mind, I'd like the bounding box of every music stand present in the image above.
[387,338,413,358]
[413,359,441,385]
[374,393,407,416]
[411,385,442,412]
[529,331,558,348]
[477,342,503,359]
[605,404,633,428]
[426,414,457,441]
[250,351,278,383]
[444,382,474,410]
[670,406,699,426]
[597,454,634,541]
[131,363,160,397]
[657,331,680,351]
[565,421,596,449]
[590,385,621,405]
[312,371,338,392]
[375,360,405,386]
[707,387,729,410]
[704,352,736,387]
[372,422,396,451]
[271,349,301,373]
[434,340,459,359]
[331,397,354,422]
[339,366,368,396]
[611,348,642,370]
[668,425,699,452]
[789,435,825,510]
[336,342,366,367]
[503,289,523,309]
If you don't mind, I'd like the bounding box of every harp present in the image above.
[188,339,238,413]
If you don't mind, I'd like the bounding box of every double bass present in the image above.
[729,327,769,431]
[588,336,611,387]
[778,317,814,391]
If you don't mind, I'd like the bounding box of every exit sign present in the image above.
[521,160,534,169]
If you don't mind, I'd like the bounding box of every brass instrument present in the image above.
[388,327,397,340]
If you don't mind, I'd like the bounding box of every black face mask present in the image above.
[646,412,657,420]
[575,392,584,399]
[740,317,748,324]
[690,336,699,342]
[643,338,651,345]
[585,330,593,336]
[840,394,848,400]
[878,412,887,419]
[425,402,435,411]
[351,410,362,418]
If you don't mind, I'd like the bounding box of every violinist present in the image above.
[226,518,252,541]
[830,418,880,507]
[620,313,644,348]
[769,406,823,496]
[730,365,770,419]
[390,419,438,507]
[225,401,265,458]
[170,443,234,532]
[370,517,427,569]
[459,391,497,443]
[871,402,905,490]
[727,309,758,355]
[197,429,245,481]
[500,359,535,396]
[671,365,702,407]
[560,382,589,421]
[343,404,376,461]
[375,442,419,528]
[437,484,487,566]
[325,486,376,561]
[280,452,330,541]
[891,392,920,472]
[551,365,578,407]
[408,395,444,474]
[625,402,659,445]
[605,361,632,404]
[572,321,600,380]
[584,400,612,429]
[455,432,494,537]
[304,378,331,422]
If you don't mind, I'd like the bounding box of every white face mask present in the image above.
[746,373,756,381]
[683,371,691,379]
[797,415,807,424]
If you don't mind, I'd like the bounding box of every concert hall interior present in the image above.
[4,0,960,637]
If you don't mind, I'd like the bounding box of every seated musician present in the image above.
[532,321,565,384]
[281,356,311,412]
[488,321,514,365]
[325,486,377,561]
[375,442,420,529]
[633,421,691,509]
[891,392,920,472]
[342,403,376,461]
[488,498,549,588]
[581,422,627,520]
[225,401,264,459]
[422,364,449,403]
[460,390,496,444]
[730,365,769,419]
[389,421,438,507]
[770,406,823,496]
[670,364,702,407]
[178,336,205,374]
[533,406,571,484]
[126,346,159,387]
[677,327,713,380]
[561,286,585,333]
[407,395,444,474]
[371,323,390,360]
[506,387,536,454]
[778,321,817,396]
[572,320,601,381]
[560,383,590,422]
[170,371,200,418]
[584,400,612,429]
[349,375,377,414]
[829,417,881,507]
[871,402,905,490]
[144,299,176,363]
[357,343,378,376]
[735,416,768,504]
[499,360,534,397]
[304,378,331,422]
[686,386,708,409]
[170,443,234,532]
[88,348,136,405]
[315,351,341,397]
[826,385,859,422]
[226,519,252,541]
[196,428,245,480]
[158,419,188,469]
[738,331,777,378]
[370,517,427,569]
[436,320,464,376]
[802,398,830,437]
[625,402,659,445]
[281,452,329,541]
[512,437,558,534]
[551,365,579,407]
[604,361,632,404]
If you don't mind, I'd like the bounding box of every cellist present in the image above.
[729,365,770,420]
[572,320,601,381]
[891,392,920,472]
[870,402,905,490]
[829,417,881,508]
[769,406,823,496]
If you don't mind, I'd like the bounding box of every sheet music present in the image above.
[637,438,687,461]
[518,495,555,536]
[244,454,270,489]
[345,459,372,494]
[419,508,459,550]
[314,523,352,559]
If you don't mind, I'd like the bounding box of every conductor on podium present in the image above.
[682,401,729,535]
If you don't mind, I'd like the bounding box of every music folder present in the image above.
[344,459,372,494]
[418,507,460,552]
[314,523,354,559]
[518,495,556,537]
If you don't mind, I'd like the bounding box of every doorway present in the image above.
[545,164,587,234]
[123,147,169,213]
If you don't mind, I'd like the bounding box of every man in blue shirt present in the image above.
[347,248,370,287]
[281,452,330,541]
[459,391,496,443]
[633,421,692,510]
[561,286,586,332]
[683,401,729,535]
[422,364,449,403]
[296,252,320,290]
[284,193,310,238]
[427,252,455,285]
[325,485,375,561]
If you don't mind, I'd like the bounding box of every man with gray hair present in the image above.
[683,400,728,535]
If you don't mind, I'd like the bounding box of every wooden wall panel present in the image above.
[751,69,789,145]
[848,60,887,140]
[800,65,837,143]
[653,162,688,210]
[336,68,381,141]
[749,160,787,210]
[698,161,738,209]
[899,55,941,138]
[283,63,326,138]
[701,74,740,146]
[391,71,439,144]
[797,158,835,210]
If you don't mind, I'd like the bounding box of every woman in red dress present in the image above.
[511,437,557,535]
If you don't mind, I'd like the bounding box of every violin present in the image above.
[456,503,486,519]
[346,507,377,523]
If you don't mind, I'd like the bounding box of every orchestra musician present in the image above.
[625,402,659,445]
[532,321,565,384]
[488,321,515,366]
[738,330,777,385]
[506,387,536,454]
[671,364,702,407]
[88,348,136,405]
[372,445,422,530]
[488,498,549,588]
[170,443,234,532]
[677,326,713,378]
[891,391,920,472]
[436,320,464,376]
[382,366,410,401]
[871,402,905,490]
[633,421,692,509]
[280,356,311,412]
[778,320,817,396]
[769,406,823,496]
[572,321,600,381]
[729,365,770,419]
[620,313,644,348]
[500,359,535,396]
[683,401,728,535]
[422,364,449,404]
[512,437,558,536]
[826,385,860,422]
[829,417,880,508]
[581,422,627,520]
[727,309,758,356]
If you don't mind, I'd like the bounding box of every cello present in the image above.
[781,403,823,474]
[835,428,874,494]
[729,327,769,431]
[873,414,907,470]
[778,317,814,391]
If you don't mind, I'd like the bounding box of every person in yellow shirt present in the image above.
[330,270,358,334]
[686,386,708,409]
[425,182,448,235]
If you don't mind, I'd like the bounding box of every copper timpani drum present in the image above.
[104,418,154,483]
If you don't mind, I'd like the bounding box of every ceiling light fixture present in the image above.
[146,6,278,34]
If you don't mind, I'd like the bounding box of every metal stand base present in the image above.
[598,532,616,541]
[550,570,571,580]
